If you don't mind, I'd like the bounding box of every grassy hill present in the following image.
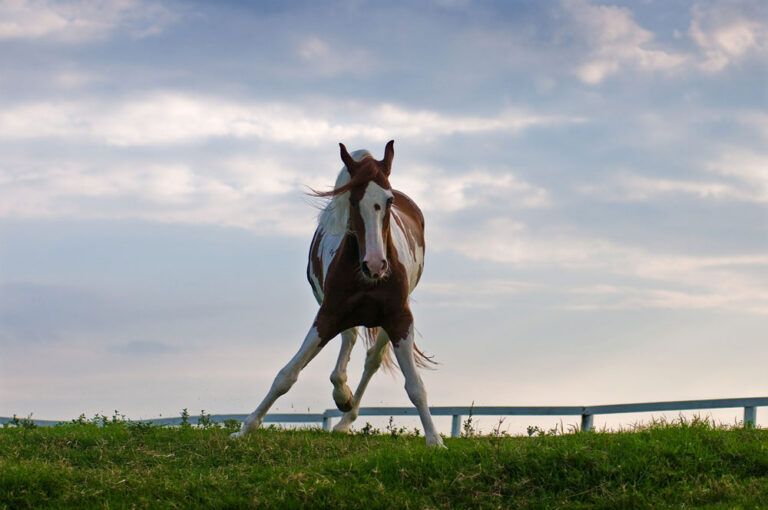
[2,416,767,508]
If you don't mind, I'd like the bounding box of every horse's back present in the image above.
[392,190,424,232]
[306,228,343,304]
[390,191,425,292]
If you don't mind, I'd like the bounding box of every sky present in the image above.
[1,0,767,433]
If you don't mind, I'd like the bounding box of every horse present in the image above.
[231,140,445,447]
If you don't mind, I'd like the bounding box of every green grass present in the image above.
[2,418,768,509]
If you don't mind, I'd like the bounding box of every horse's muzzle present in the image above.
[361,259,388,279]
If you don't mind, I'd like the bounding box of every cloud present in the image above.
[294,36,377,77]
[705,149,768,201]
[0,156,314,234]
[0,280,260,347]
[562,0,688,84]
[0,93,584,146]
[565,282,768,314]
[577,171,768,204]
[0,0,177,42]
[109,340,181,355]
[689,0,768,72]
[575,135,768,205]
[297,37,331,60]
[430,222,619,267]
[0,146,555,238]
[417,279,542,309]
[426,220,768,314]
[559,0,768,82]
[391,166,551,214]
[572,249,768,314]
[739,112,768,141]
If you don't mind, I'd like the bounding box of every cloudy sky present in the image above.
[1,0,767,432]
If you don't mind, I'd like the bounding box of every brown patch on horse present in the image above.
[393,190,424,231]
[314,232,410,341]
[306,230,325,298]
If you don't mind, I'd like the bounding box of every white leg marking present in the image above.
[333,329,390,433]
[330,328,357,411]
[230,325,325,439]
[392,325,445,448]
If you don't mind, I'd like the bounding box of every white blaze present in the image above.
[359,182,393,277]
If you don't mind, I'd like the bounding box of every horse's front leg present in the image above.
[391,322,445,448]
[231,320,328,439]
[330,327,357,411]
[333,328,390,433]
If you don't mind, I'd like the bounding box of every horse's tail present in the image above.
[362,327,437,373]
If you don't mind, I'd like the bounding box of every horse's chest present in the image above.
[339,292,396,327]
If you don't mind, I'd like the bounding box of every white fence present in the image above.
[3,396,765,436]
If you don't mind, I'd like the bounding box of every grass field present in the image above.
[2,415,768,509]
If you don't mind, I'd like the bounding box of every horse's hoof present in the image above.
[231,417,262,439]
[426,435,447,449]
[333,422,351,433]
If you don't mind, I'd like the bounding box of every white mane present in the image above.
[318,149,373,236]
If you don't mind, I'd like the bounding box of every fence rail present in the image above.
[3,397,765,436]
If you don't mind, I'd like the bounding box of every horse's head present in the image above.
[339,140,395,281]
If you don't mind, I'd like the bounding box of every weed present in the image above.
[491,417,509,437]
[7,414,37,430]
[356,422,381,436]
[97,410,127,426]
[385,416,409,438]
[526,423,563,437]
[127,421,153,434]
[180,408,190,428]
[222,419,241,431]
[198,409,214,429]
[462,402,476,438]
[71,413,88,425]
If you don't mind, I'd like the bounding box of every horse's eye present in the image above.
[386,197,394,207]
[349,199,358,207]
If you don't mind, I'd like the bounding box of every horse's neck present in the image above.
[336,233,357,262]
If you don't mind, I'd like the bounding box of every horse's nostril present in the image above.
[362,260,386,279]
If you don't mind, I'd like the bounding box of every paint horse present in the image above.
[231,140,444,447]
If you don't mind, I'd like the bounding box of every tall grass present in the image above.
[2,414,767,508]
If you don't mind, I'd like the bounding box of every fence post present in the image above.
[451,415,462,438]
[744,406,756,427]
[322,415,332,431]
[581,413,593,432]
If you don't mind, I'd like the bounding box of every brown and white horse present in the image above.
[232,140,444,447]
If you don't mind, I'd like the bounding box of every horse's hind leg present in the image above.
[330,328,357,412]
[333,329,390,433]
[231,322,326,439]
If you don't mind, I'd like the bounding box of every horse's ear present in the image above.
[339,143,356,173]
[381,140,394,175]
